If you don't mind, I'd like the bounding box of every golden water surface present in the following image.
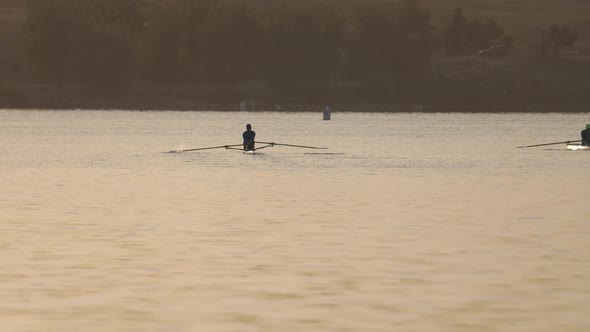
[1,110,589,332]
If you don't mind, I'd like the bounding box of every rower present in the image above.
[242,124,256,151]
[582,124,590,146]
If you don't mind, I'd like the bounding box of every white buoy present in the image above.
[323,106,331,120]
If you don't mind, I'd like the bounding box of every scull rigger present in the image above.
[255,141,327,150]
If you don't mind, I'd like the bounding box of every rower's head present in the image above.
[246,124,252,130]
[587,123,590,129]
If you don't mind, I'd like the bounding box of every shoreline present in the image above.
[2,101,589,113]
[2,85,590,113]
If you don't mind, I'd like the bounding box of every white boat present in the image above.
[567,144,590,151]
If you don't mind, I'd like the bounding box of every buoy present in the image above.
[323,107,331,120]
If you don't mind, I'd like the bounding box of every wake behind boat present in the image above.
[168,141,327,153]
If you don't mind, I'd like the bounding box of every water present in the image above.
[1,109,589,332]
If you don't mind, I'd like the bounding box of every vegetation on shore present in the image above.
[1,0,589,110]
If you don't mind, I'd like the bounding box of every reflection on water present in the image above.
[1,110,589,332]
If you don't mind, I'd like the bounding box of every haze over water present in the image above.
[1,109,589,332]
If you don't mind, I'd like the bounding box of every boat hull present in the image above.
[567,144,590,151]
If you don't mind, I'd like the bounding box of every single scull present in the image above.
[169,141,327,153]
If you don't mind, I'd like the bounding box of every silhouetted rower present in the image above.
[243,124,256,151]
[581,124,590,146]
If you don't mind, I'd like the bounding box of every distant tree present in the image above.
[479,18,508,47]
[139,0,189,83]
[140,0,266,84]
[260,5,344,96]
[21,0,441,100]
[219,4,265,83]
[555,25,578,47]
[443,8,468,56]
[25,0,147,88]
[347,1,435,82]
[394,0,436,78]
[183,0,264,83]
[25,1,76,86]
[545,24,578,58]
[443,8,510,56]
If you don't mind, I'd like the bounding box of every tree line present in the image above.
[24,0,513,99]
[443,8,511,56]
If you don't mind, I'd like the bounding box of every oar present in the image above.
[170,144,243,152]
[517,140,581,148]
[255,141,327,149]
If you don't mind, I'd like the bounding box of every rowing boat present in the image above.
[517,139,582,149]
[168,141,327,153]
[567,144,590,151]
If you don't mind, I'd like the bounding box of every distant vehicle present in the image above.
[478,44,510,57]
